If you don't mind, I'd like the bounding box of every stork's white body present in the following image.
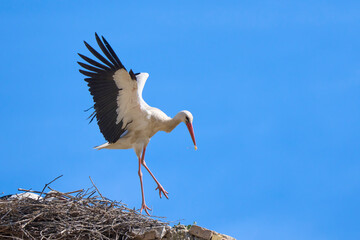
[94,70,183,157]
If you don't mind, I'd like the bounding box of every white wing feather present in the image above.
[113,69,149,125]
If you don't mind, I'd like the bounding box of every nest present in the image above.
[0,176,168,239]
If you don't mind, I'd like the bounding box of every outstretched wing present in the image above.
[78,33,139,143]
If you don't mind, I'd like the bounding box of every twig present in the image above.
[18,189,43,194]
[21,212,43,228]
[39,175,63,198]
[89,176,104,200]
[47,187,75,199]
[1,209,12,220]
[0,234,24,240]
[65,189,84,195]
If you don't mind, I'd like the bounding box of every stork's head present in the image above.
[178,110,197,150]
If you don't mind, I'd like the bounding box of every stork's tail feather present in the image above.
[94,142,110,150]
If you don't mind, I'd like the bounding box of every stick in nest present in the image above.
[89,176,104,200]
[39,174,63,198]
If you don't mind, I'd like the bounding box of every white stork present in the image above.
[78,33,197,215]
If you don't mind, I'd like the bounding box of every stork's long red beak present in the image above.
[186,122,197,150]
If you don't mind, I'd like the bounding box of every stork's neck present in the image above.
[161,113,183,133]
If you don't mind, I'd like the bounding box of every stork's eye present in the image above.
[185,116,190,123]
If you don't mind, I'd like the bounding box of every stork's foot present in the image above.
[155,185,169,199]
[140,202,151,216]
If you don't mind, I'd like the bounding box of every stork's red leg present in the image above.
[141,147,169,199]
[138,156,151,215]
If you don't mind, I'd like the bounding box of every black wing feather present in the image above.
[84,41,115,69]
[77,61,106,73]
[95,33,121,68]
[79,69,102,78]
[102,36,125,70]
[78,34,133,143]
[78,53,111,70]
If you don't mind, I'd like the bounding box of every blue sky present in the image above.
[1,1,359,239]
